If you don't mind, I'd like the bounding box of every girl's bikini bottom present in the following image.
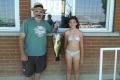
[66,49,80,58]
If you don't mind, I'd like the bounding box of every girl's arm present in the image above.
[64,32,68,60]
[64,32,68,52]
[80,32,84,64]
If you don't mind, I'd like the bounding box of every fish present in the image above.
[52,33,62,61]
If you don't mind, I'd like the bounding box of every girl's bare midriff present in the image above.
[67,41,80,51]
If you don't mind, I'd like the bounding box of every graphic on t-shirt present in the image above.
[33,26,46,38]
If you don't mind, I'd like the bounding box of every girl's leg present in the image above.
[65,53,72,80]
[73,54,80,80]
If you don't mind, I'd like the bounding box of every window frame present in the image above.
[0,0,20,32]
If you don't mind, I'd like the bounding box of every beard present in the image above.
[35,14,43,19]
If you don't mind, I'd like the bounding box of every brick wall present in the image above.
[20,0,30,22]
[82,36,120,74]
[0,36,21,76]
[0,0,120,76]
[114,0,120,31]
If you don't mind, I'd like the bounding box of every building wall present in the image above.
[0,0,120,76]
[114,0,120,31]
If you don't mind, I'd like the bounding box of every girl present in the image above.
[64,16,84,80]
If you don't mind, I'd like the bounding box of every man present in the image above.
[19,2,57,80]
[47,14,54,26]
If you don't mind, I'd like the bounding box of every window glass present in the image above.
[0,0,20,32]
[75,0,106,28]
[31,0,114,32]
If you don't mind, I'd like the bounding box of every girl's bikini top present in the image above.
[68,32,80,41]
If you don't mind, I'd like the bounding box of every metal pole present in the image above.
[99,48,120,80]
[99,49,103,80]
[113,50,118,80]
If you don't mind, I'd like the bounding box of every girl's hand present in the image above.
[80,57,84,64]
[80,51,84,64]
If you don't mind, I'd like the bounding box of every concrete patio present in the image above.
[0,73,120,80]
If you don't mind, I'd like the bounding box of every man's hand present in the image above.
[21,53,28,61]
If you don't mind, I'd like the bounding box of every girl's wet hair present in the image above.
[68,16,80,29]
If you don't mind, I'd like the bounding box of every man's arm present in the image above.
[19,33,28,61]
[51,22,59,32]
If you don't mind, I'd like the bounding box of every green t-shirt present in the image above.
[20,17,51,56]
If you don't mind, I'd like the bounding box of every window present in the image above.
[0,0,20,32]
[31,0,64,21]
[31,0,114,32]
